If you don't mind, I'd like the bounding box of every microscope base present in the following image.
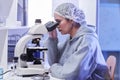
[16,67,45,77]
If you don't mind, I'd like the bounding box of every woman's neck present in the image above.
[70,26,80,38]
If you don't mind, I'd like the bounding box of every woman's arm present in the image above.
[49,36,97,79]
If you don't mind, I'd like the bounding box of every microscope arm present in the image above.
[14,34,43,67]
[14,34,45,57]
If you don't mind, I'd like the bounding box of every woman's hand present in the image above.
[48,29,57,39]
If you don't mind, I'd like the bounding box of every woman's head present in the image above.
[54,13,73,35]
[54,3,86,36]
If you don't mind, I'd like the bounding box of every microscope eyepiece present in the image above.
[45,21,59,32]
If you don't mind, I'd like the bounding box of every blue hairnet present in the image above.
[54,3,86,25]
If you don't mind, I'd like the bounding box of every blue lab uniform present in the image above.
[46,25,110,80]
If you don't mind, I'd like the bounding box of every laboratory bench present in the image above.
[3,73,62,80]
[2,62,63,80]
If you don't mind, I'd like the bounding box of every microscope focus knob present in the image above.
[20,54,28,61]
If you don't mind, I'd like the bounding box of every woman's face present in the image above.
[54,13,73,35]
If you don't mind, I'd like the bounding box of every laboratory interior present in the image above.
[0,0,120,80]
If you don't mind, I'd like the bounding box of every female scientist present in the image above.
[46,3,110,80]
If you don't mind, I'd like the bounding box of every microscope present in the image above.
[14,21,59,77]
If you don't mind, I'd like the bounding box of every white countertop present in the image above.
[3,72,63,80]
[2,63,63,80]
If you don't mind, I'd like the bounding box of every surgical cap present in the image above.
[54,3,86,25]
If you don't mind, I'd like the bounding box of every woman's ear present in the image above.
[70,21,74,28]
[71,21,75,26]
[72,21,80,27]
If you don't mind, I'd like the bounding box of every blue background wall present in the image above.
[99,0,120,51]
